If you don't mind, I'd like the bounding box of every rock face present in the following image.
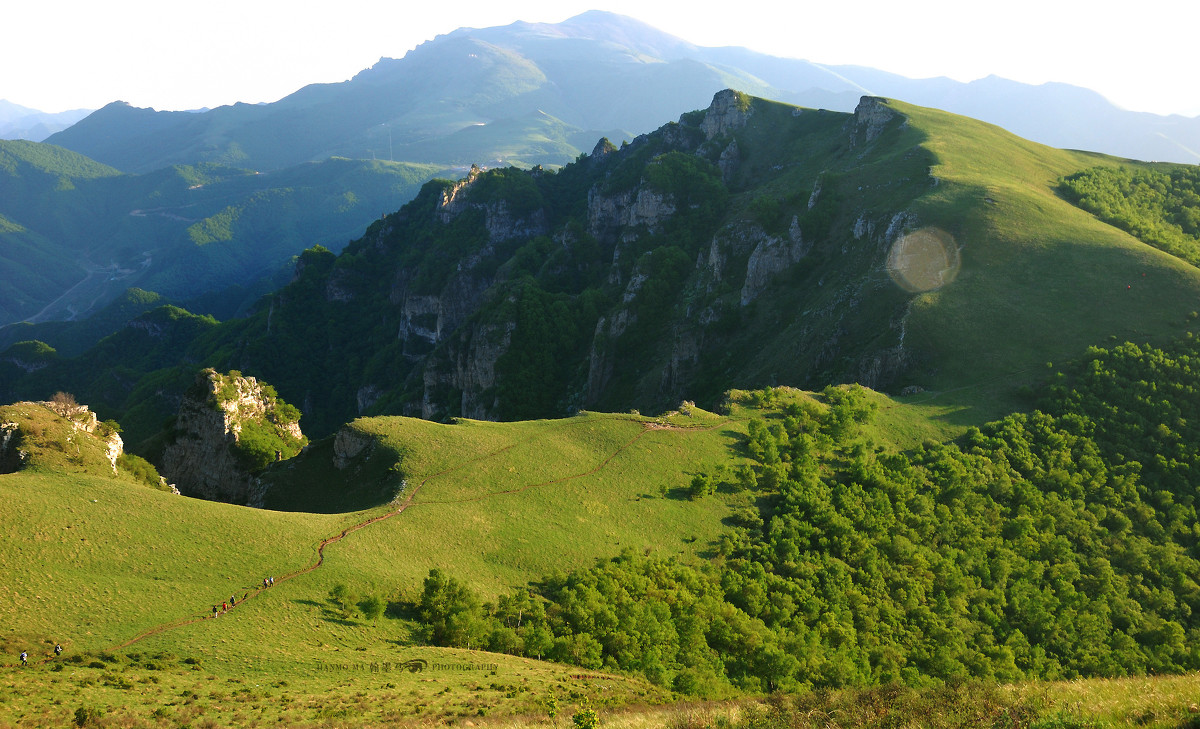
[0,420,22,471]
[436,164,483,223]
[701,89,753,140]
[160,369,305,505]
[420,320,514,421]
[848,96,898,147]
[333,425,374,470]
[740,218,810,306]
[190,88,927,428]
[587,187,677,243]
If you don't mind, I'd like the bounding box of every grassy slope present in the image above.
[5,399,1200,726]
[882,100,1200,426]
[0,407,742,725]
[265,409,747,596]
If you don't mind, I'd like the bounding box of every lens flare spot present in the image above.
[887,227,960,293]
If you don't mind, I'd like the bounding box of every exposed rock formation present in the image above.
[0,420,22,470]
[333,425,374,470]
[701,89,753,140]
[718,138,740,182]
[160,369,305,505]
[484,200,548,243]
[591,137,618,158]
[848,96,898,147]
[420,320,514,420]
[587,187,676,242]
[39,400,123,474]
[741,218,810,306]
[436,164,483,222]
[356,385,382,414]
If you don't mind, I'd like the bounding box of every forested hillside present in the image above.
[1060,165,1200,266]
[0,140,442,325]
[412,336,1200,694]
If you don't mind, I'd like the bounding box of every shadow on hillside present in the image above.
[294,598,364,628]
[899,377,1038,434]
[721,426,749,460]
[262,438,404,514]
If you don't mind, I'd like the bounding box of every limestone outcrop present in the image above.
[160,369,305,505]
[333,425,374,470]
[586,186,676,243]
[740,218,810,306]
[701,89,753,140]
[848,96,898,147]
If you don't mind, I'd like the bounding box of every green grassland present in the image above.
[6,393,1200,727]
[266,409,748,596]
[0,405,744,725]
[873,100,1200,423]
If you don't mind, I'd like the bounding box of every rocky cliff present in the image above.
[295,91,924,424]
[40,91,930,436]
[160,369,306,505]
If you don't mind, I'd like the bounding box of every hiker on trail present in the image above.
[54,644,62,656]
[263,578,269,589]
[270,576,275,586]
[222,602,228,612]
[230,594,236,605]
[213,605,219,617]
[20,651,27,666]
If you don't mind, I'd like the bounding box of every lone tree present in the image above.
[49,392,80,417]
[360,594,385,624]
[329,583,357,619]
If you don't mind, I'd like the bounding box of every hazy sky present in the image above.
[5,0,1198,117]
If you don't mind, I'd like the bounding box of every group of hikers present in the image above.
[18,576,283,666]
[18,644,61,666]
[210,577,275,618]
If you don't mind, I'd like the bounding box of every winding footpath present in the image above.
[87,417,725,656]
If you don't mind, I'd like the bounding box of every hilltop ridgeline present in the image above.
[7,88,1200,454]
[171,91,928,436]
[0,396,173,493]
[0,397,122,475]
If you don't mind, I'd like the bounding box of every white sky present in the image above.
[4,0,1198,117]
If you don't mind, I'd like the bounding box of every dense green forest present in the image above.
[410,336,1200,695]
[1059,166,1200,266]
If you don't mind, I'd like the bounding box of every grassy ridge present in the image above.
[266,410,746,596]
[885,100,1200,423]
[1,407,747,652]
[1,406,745,725]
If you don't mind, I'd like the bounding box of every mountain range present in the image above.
[43,11,1200,171]
[0,139,444,326]
[6,89,1199,454]
[4,11,1199,331]
[5,14,1200,721]
[0,99,91,141]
